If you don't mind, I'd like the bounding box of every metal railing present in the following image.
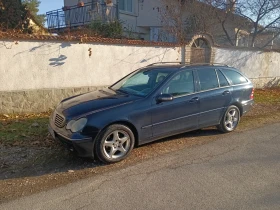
[46,2,119,30]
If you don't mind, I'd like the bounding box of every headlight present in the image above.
[66,118,87,133]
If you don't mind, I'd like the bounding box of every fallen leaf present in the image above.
[13,142,20,146]
[31,122,39,127]
[31,141,40,145]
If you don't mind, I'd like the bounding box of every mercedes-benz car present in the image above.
[48,63,254,163]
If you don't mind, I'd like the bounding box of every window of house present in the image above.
[197,69,219,91]
[119,0,133,12]
[221,69,248,85]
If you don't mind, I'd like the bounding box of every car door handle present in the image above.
[189,97,199,103]
[223,90,230,95]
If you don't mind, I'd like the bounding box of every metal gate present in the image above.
[190,38,211,64]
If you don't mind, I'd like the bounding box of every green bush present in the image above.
[88,20,123,38]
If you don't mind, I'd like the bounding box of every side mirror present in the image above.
[156,94,173,103]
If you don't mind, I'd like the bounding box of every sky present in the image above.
[39,0,64,15]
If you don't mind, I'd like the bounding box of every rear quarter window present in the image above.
[221,69,248,85]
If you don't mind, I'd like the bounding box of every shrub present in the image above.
[88,20,123,38]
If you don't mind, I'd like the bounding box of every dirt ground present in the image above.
[0,88,280,203]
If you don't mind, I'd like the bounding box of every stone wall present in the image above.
[1,86,106,114]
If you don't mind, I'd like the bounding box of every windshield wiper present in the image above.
[116,89,129,94]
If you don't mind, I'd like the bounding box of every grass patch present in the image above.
[0,117,49,145]
[254,88,280,104]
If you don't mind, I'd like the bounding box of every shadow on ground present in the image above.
[0,127,221,180]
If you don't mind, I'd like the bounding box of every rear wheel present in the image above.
[95,124,135,163]
[217,105,240,133]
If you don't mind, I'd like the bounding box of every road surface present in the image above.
[2,122,280,210]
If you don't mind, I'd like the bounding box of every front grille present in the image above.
[54,112,66,128]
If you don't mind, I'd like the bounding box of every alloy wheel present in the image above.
[102,130,131,159]
[224,108,239,131]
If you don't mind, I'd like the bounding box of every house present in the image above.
[47,0,278,49]
[251,31,280,50]
[47,0,151,40]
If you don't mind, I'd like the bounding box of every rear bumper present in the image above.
[242,99,254,115]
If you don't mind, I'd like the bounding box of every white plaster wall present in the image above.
[0,40,180,92]
[214,47,280,80]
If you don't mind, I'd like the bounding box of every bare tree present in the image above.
[159,0,187,44]
[159,0,246,45]
[202,0,280,48]
[159,0,280,48]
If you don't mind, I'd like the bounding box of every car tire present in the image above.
[94,124,135,163]
[217,105,240,133]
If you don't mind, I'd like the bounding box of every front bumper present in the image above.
[48,121,96,159]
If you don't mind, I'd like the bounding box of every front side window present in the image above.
[221,69,248,85]
[162,70,195,97]
[111,68,173,96]
[197,68,219,91]
[119,0,133,12]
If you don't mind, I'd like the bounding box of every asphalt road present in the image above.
[2,122,280,210]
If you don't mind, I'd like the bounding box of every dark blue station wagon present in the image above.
[48,63,254,163]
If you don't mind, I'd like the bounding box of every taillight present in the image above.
[250,88,254,100]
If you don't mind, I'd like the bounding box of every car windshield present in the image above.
[110,68,175,96]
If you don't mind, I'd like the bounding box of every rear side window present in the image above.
[221,69,248,85]
[217,70,229,87]
[197,69,219,91]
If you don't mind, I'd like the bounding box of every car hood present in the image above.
[57,89,142,118]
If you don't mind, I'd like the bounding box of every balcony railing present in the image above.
[46,2,119,30]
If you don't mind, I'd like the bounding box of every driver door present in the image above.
[151,70,200,138]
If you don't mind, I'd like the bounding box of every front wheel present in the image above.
[94,124,135,163]
[217,105,240,133]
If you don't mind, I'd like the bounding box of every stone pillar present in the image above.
[185,46,191,64]
[210,47,216,64]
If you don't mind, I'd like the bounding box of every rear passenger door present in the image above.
[196,68,232,128]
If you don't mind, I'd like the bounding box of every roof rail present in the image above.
[148,62,229,67]
[181,63,229,68]
[148,62,183,66]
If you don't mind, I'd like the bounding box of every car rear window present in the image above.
[197,69,219,91]
[221,69,248,85]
